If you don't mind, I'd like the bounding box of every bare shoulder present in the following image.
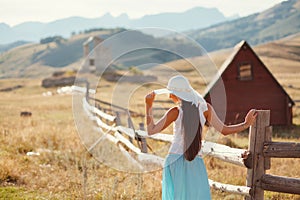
[206,102,212,108]
[166,106,179,121]
[168,106,179,115]
[204,103,212,117]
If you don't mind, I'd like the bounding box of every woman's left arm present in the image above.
[204,103,257,135]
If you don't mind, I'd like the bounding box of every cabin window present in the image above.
[89,59,95,66]
[238,63,252,80]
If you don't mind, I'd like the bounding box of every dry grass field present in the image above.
[0,76,299,200]
[1,35,300,199]
[0,79,164,199]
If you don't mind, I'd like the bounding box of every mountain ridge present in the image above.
[0,7,233,45]
[187,0,300,52]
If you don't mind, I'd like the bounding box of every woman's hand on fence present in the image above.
[145,91,155,107]
[244,109,257,127]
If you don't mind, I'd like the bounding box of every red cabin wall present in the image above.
[205,44,293,126]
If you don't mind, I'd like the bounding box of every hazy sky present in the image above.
[1,0,286,26]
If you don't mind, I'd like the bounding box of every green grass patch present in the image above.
[0,187,45,200]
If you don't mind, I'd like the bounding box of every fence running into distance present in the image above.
[74,85,300,200]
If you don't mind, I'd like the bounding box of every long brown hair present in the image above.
[182,100,202,161]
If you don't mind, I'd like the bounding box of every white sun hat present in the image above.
[154,75,206,106]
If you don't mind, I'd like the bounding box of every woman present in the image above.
[145,75,257,200]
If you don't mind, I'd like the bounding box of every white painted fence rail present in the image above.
[83,97,116,122]
[209,179,251,195]
[72,85,96,94]
[137,129,247,167]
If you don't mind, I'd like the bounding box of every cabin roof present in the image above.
[202,40,295,106]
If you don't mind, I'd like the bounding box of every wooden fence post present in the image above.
[245,110,271,200]
[85,81,90,102]
[127,116,133,143]
[115,111,122,126]
[139,123,148,153]
[96,103,101,111]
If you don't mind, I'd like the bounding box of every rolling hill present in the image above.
[187,0,300,52]
[0,29,203,78]
[0,41,30,53]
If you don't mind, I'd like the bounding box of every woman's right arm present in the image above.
[145,92,178,135]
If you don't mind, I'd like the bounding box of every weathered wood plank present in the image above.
[202,141,247,167]
[263,142,300,158]
[136,130,173,142]
[264,126,272,170]
[246,110,270,200]
[260,174,300,195]
[83,97,116,122]
[117,126,136,139]
[72,85,96,94]
[104,133,119,144]
[114,132,141,154]
[209,179,251,196]
[90,97,142,117]
[139,123,148,153]
[90,114,116,131]
[92,106,116,122]
[83,98,117,131]
[115,131,164,166]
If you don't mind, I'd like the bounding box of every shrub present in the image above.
[40,36,65,44]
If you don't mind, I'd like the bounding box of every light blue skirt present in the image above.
[162,154,211,200]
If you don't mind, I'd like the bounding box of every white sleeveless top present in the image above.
[169,103,208,155]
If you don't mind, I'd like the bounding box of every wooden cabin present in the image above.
[82,36,106,72]
[203,41,294,126]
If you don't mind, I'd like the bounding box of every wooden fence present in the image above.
[74,86,300,199]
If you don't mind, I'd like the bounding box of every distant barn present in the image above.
[82,35,113,74]
[203,41,294,126]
